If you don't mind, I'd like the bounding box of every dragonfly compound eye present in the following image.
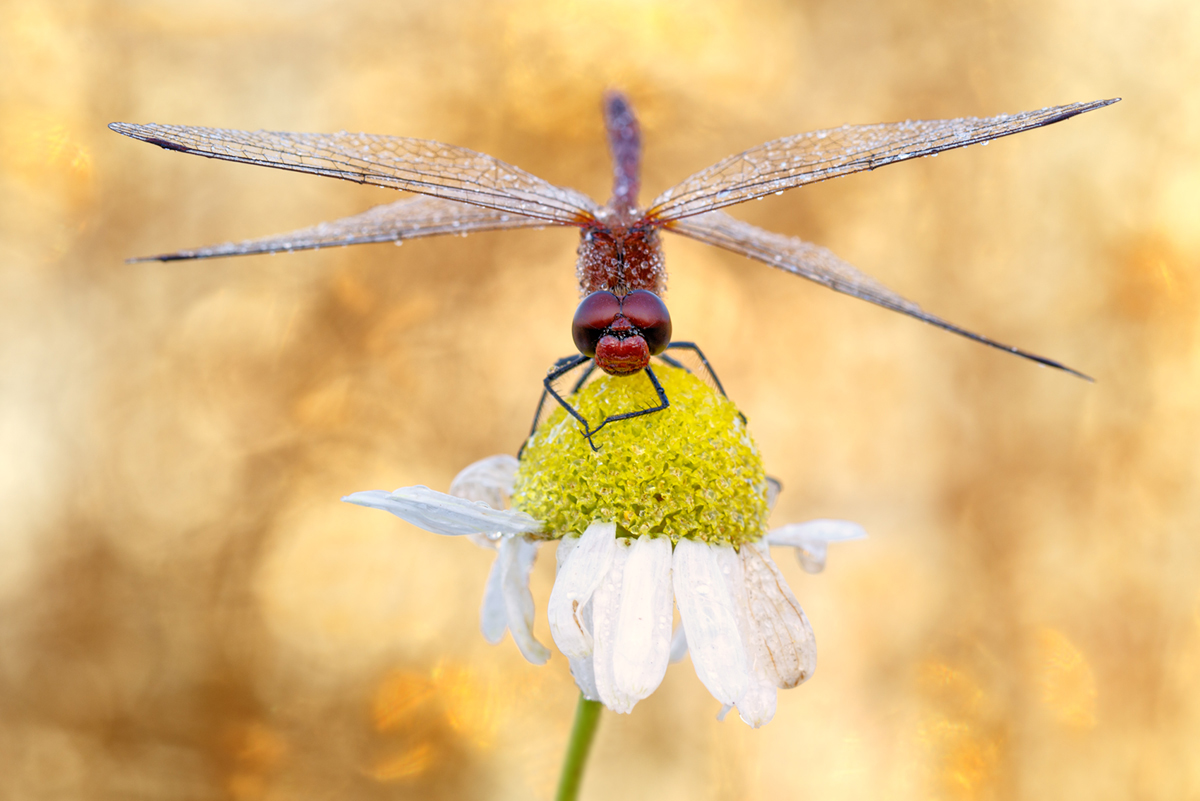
[572,290,622,356]
[619,290,672,355]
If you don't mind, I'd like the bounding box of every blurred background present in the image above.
[2,0,1197,798]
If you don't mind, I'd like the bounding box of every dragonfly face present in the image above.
[572,289,672,376]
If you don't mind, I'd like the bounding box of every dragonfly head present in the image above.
[572,289,672,376]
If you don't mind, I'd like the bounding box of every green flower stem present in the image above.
[555,694,603,801]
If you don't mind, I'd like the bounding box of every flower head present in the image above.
[344,364,864,727]
[514,366,768,546]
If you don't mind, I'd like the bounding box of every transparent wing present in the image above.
[647,99,1118,222]
[667,211,1091,379]
[130,196,550,262]
[109,122,601,226]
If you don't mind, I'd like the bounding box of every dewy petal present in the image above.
[673,538,749,706]
[449,454,519,509]
[548,521,617,660]
[766,519,867,574]
[479,552,507,645]
[734,671,778,728]
[591,537,630,712]
[568,600,600,702]
[449,456,520,549]
[569,648,600,702]
[669,624,688,664]
[556,535,600,701]
[498,536,550,665]
[596,535,673,713]
[716,543,779,728]
[738,541,816,689]
[343,486,542,537]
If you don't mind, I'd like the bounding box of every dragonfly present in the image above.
[111,92,1116,449]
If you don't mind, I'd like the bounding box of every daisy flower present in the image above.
[344,364,864,727]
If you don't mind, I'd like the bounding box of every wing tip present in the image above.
[1055,97,1121,122]
[109,121,193,153]
[1054,362,1096,383]
[1078,97,1121,113]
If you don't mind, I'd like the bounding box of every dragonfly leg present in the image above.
[570,361,598,394]
[656,352,686,370]
[663,341,746,423]
[522,361,673,454]
[582,365,670,449]
[519,354,593,459]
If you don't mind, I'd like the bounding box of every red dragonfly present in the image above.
[111,92,1116,447]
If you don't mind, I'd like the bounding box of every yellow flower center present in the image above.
[513,364,768,546]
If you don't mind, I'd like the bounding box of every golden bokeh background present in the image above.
[2,0,1197,798]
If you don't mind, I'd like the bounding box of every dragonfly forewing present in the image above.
[108,122,601,226]
[646,99,1118,222]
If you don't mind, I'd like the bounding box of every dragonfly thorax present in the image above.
[575,223,665,296]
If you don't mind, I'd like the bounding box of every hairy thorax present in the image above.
[575,217,666,296]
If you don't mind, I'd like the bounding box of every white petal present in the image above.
[739,541,816,689]
[794,542,829,574]
[669,625,688,664]
[734,672,778,728]
[722,542,787,727]
[499,536,550,665]
[569,651,600,702]
[554,538,597,692]
[591,537,630,712]
[766,520,867,574]
[555,535,580,569]
[716,704,733,722]
[673,539,749,705]
[479,552,507,644]
[565,590,600,701]
[449,454,519,508]
[605,535,674,712]
[766,477,782,512]
[466,533,499,550]
[343,486,542,537]
[548,522,617,660]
